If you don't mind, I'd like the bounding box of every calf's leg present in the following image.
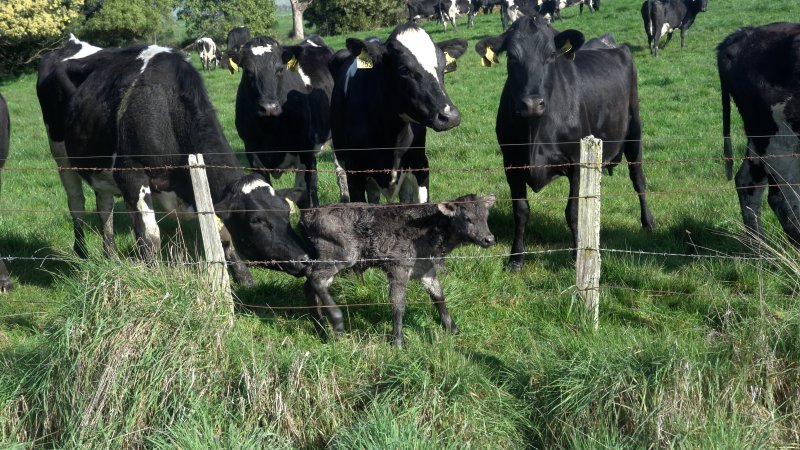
[0,260,11,293]
[421,270,458,335]
[387,267,411,346]
[305,273,344,336]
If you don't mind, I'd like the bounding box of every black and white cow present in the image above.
[469,0,503,27]
[43,44,311,278]
[476,16,655,270]
[0,93,10,293]
[502,0,538,29]
[221,26,251,71]
[195,37,219,70]
[234,35,334,208]
[718,22,800,243]
[301,194,496,345]
[329,22,466,204]
[641,0,707,57]
[408,0,471,31]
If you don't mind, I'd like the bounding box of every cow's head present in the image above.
[476,15,583,118]
[345,22,467,131]
[437,194,497,248]
[232,37,287,116]
[215,174,310,276]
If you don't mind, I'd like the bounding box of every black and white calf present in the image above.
[195,37,219,70]
[476,17,655,270]
[43,44,311,278]
[641,0,707,57]
[718,22,800,243]
[0,93,10,293]
[234,35,334,208]
[221,26,251,71]
[329,22,466,204]
[301,194,496,345]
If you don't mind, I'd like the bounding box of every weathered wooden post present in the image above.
[576,136,602,331]
[188,154,234,324]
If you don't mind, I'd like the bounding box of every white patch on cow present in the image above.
[250,45,273,56]
[63,34,102,61]
[764,102,800,188]
[660,23,672,36]
[418,186,429,203]
[558,0,567,8]
[305,39,320,48]
[395,27,440,80]
[296,66,312,87]
[344,58,358,94]
[420,270,442,295]
[448,2,458,18]
[137,45,172,74]
[241,179,276,195]
[137,185,160,244]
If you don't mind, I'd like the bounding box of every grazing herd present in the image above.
[1,4,798,344]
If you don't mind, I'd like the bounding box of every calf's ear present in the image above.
[481,194,497,209]
[437,38,468,74]
[346,38,385,69]
[554,30,585,61]
[437,201,458,217]
[475,36,505,67]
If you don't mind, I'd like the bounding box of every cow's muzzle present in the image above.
[431,106,461,132]
[478,234,496,248]
[517,96,546,118]
[257,101,282,117]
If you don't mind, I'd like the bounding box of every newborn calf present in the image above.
[301,194,496,345]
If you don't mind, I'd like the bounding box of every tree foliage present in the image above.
[178,0,276,45]
[305,0,405,36]
[78,0,178,46]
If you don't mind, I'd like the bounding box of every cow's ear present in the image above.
[346,38,384,69]
[481,194,497,209]
[437,38,468,74]
[224,50,242,74]
[214,196,232,221]
[281,46,304,72]
[475,36,504,67]
[554,30,585,61]
[277,187,306,209]
[437,201,458,217]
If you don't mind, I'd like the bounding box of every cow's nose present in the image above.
[482,234,496,247]
[433,106,461,131]
[258,101,281,117]
[519,96,546,117]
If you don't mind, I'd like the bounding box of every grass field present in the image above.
[2,0,800,447]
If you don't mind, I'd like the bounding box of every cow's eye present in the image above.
[398,66,411,77]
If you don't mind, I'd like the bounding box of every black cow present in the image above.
[234,35,334,208]
[45,44,311,278]
[476,17,655,270]
[718,22,800,243]
[329,22,467,204]
[301,194,496,345]
[222,26,251,71]
[641,0,707,57]
[0,93,10,293]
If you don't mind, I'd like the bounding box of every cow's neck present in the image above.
[187,128,246,202]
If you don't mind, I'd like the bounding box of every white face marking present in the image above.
[241,179,276,195]
[395,27,440,81]
[137,185,160,243]
[137,45,172,73]
[250,45,272,56]
[344,59,358,94]
[63,35,102,61]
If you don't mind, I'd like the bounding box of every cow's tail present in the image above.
[721,77,734,180]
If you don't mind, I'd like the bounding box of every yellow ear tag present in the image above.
[287,55,300,72]
[228,58,239,73]
[559,41,573,54]
[215,215,225,232]
[444,51,456,65]
[356,49,373,69]
[481,46,496,67]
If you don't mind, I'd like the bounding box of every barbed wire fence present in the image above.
[1,134,798,329]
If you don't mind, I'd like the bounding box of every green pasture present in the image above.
[2,0,800,447]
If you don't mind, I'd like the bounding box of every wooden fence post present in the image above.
[188,154,234,324]
[576,136,602,331]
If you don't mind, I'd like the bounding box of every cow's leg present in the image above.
[219,225,255,286]
[347,173,367,203]
[421,269,458,335]
[506,170,529,271]
[623,127,656,231]
[62,169,89,258]
[565,169,581,252]
[332,152,349,203]
[680,27,687,48]
[662,31,674,49]
[387,267,411,346]
[305,272,344,335]
[95,191,117,257]
[735,150,767,238]
[767,183,800,245]
[0,260,12,293]
[468,10,475,27]
[307,154,319,208]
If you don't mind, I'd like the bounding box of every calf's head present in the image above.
[476,15,584,118]
[345,22,467,131]
[215,174,310,276]
[437,194,497,248]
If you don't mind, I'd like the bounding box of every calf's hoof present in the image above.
[391,335,405,347]
[0,277,12,293]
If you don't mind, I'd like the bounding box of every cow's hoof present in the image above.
[507,259,524,272]
[391,336,404,347]
[449,325,460,336]
[0,278,12,293]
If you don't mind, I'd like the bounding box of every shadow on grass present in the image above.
[0,235,75,288]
